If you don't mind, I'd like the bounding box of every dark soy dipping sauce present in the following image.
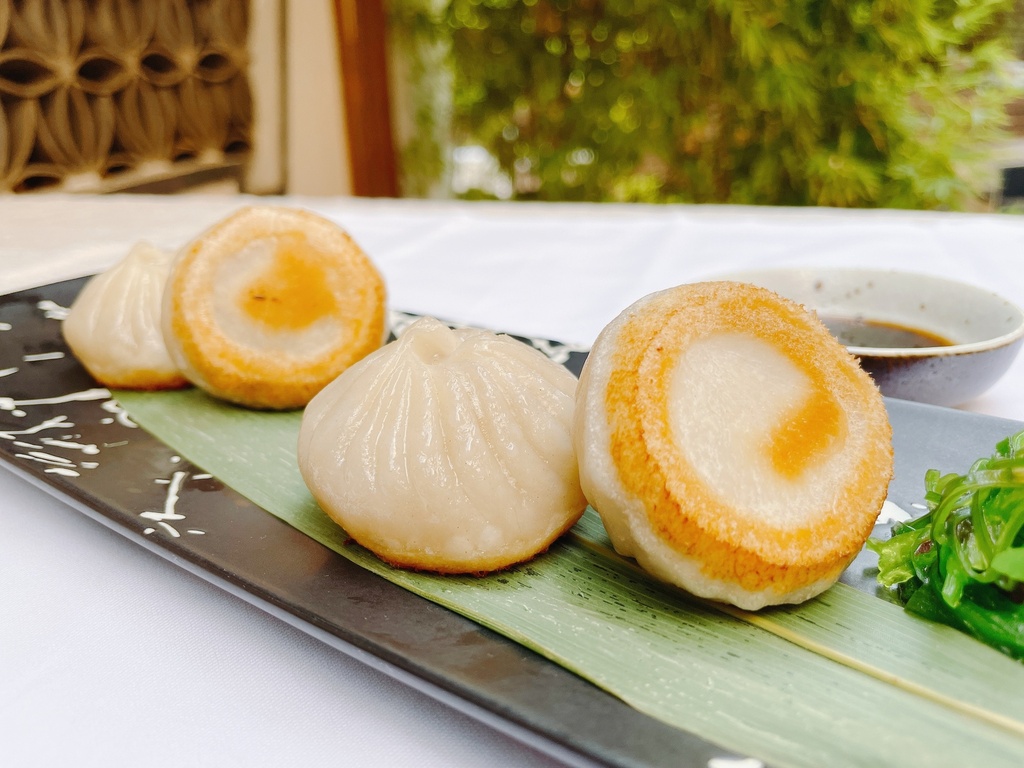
[820,315,954,349]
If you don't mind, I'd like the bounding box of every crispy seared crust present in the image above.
[163,206,387,409]
[574,281,893,609]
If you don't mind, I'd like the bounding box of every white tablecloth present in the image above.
[3,194,1024,768]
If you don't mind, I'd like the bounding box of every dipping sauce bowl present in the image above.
[722,268,1024,407]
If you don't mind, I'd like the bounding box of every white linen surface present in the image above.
[2,194,1024,767]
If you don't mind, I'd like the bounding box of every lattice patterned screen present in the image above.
[0,0,253,193]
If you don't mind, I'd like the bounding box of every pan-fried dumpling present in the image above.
[573,281,893,610]
[298,317,587,574]
[62,241,188,390]
[162,206,387,410]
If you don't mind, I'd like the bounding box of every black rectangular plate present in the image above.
[3,278,1022,768]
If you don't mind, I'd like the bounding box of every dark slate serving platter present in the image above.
[2,277,1022,768]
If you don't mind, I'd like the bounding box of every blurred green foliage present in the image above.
[1012,0,1024,57]
[389,0,1022,208]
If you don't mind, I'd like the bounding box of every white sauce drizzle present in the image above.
[140,471,205,537]
[1,317,210,538]
[0,388,110,412]
[5,299,239,544]
[36,300,69,320]
[4,416,109,478]
[528,337,590,364]
[39,437,99,455]
[141,471,187,523]
[45,467,80,477]
[139,471,208,537]
[101,399,137,428]
[0,414,75,441]
[17,450,75,466]
[15,450,81,476]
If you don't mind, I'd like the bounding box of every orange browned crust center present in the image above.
[766,384,843,480]
[605,283,891,595]
[237,233,342,332]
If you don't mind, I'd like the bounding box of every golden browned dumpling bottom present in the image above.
[162,206,387,409]
[62,241,188,391]
[573,281,893,610]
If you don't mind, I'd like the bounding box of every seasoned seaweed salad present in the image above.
[870,429,1024,660]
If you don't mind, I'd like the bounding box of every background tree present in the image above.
[391,0,1022,208]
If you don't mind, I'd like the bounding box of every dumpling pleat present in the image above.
[297,316,587,573]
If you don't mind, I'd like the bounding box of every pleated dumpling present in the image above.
[298,317,587,574]
[62,241,188,390]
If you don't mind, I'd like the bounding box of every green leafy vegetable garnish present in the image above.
[869,430,1024,660]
